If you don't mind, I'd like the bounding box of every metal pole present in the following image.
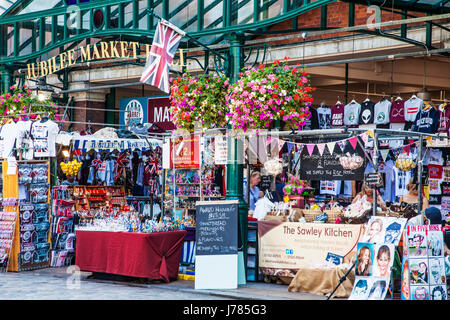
[418,135,424,222]
[373,132,378,216]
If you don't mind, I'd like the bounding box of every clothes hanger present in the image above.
[336,96,342,105]
[410,94,418,100]
[395,92,402,101]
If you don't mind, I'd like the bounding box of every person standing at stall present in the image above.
[243,171,264,211]
[399,178,429,210]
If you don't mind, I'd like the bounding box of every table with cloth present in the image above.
[75,230,186,282]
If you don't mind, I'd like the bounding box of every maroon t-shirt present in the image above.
[331,103,345,127]
[390,100,405,123]
[437,104,450,134]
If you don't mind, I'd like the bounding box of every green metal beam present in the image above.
[348,2,355,27]
[320,4,327,30]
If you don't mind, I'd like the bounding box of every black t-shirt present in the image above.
[302,108,319,130]
[359,100,375,125]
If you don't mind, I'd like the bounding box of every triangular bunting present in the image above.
[278,139,286,153]
[360,132,369,145]
[367,129,374,138]
[348,137,358,150]
[317,143,326,156]
[337,140,346,152]
[380,149,389,162]
[326,142,336,155]
[306,144,315,156]
[287,142,295,154]
[297,144,304,154]
[403,144,411,155]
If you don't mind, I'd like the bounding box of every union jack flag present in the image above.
[140,19,185,93]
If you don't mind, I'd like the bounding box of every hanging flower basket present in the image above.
[169,73,230,132]
[227,57,316,133]
[0,85,59,123]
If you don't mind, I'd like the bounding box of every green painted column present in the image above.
[225,32,248,276]
[0,65,13,93]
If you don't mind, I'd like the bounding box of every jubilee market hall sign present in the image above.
[26,41,186,79]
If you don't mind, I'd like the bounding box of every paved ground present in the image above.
[0,267,327,300]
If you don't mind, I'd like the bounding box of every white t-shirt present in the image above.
[423,148,444,166]
[317,107,332,129]
[0,122,18,158]
[16,120,34,160]
[374,100,392,124]
[404,97,423,122]
[343,102,361,126]
[31,119,60,157]
[394,167,413,198]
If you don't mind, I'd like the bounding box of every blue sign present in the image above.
[119,97,149,126]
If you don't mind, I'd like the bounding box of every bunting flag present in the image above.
[296,144,305,154]
[317,143,326,156]
[380,149,390,162]
[348,137,358,150]
[392,147,402,158]
[425,136,433,146]
[360,132,369,145]
[403,144,411,155]
[287,142,295,154]
[367,129,374,138]
[326,141,336,154]
[306,144,315,156]
[278,139,286,153]
[337,140,346,152]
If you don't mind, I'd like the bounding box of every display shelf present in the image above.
[247,221,262,282]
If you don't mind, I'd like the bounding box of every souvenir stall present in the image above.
[53,130,188,282]
[0,110,59,272]
[245,124,444,298]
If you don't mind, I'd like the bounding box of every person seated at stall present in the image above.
[243,171,264,211]
[399,178,429,210]
[351,183,388,211]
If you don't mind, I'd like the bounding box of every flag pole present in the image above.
[146,8,228,61]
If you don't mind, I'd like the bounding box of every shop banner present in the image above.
[258,221,363,273]
[172,135,200,169]
[73,136,162,152]
[214,135,228,165]
[120,97,148,126]
[300,137,366,181]
[147,96,174,131]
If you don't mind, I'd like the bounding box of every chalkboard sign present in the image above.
[195,200,238,256]
[259,175,273,192]
[300,137,366,181]
[365,172,384,188]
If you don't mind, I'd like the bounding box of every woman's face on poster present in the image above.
[369,222,382,237]
[377,252,390,275]
[362,249,370,264]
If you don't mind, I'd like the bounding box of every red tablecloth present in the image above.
[75,230,186,282]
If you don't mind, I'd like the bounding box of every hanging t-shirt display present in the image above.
[343,102,361,126]
[428,164,443,180]
[412,106,439,134]
[0,121,18,158]
[428,179,442,195]
[390,100,405,123]
[393,167,413,198]
[16,120,34,160]
[317,106,332,129]
[358,100,375,125]
[423,148,444,166]
[330,103,345,127]
[404,96,423,122]
[374,99,392,125]
[31,119,60,158]
[302,107,319,130]
[437,103,450,134]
